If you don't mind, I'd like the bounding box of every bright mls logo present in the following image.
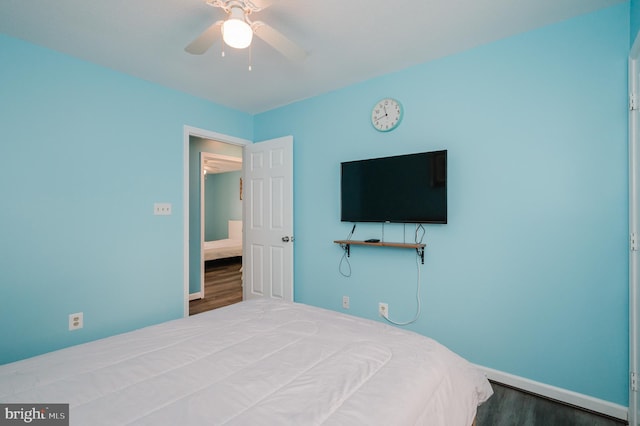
[0,404,68,425]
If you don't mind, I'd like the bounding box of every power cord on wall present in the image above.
[381,249,422,326]
[381,224,425,326]
[415,224,425,244]
[338,224,356,277]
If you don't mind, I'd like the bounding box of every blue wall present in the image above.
[254,4,629,406]
[0,34,252,364]
[632,0,640,44]
[205,171,243,241]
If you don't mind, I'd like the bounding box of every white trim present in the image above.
[184,126,252,146]
[188,292,203,301]
[200,152,206,302]
[630,29,640,426]
[183,125,251,318]
[477,365,628,420]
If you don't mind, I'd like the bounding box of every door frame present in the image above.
[183,125,250,317]
[629,31,640,426]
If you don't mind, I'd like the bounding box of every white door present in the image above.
[243,136,294,301]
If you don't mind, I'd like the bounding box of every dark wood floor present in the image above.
[476,381,627,426]
[189,257,243,316]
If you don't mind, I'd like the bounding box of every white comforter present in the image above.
[0,300,492,425]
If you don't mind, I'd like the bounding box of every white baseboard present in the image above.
[188,291,203,301]
[477,365,628,421]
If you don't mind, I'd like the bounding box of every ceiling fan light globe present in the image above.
[222,19,253,49]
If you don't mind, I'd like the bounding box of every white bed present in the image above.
[204,220,242,261]
[0,300,493,425]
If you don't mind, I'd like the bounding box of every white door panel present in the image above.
[244,136,293,301]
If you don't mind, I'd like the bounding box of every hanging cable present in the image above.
[382,223,425,326]
[382,250,422,326]
[338,224,356,277]
[338,249,352,277]
[415,223,425,244]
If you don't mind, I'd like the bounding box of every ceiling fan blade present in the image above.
[185,20,223,55]
[246,0,277,10]
[252,21,306,62]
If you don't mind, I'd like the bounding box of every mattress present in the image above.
[204,220,242,261]
[203,238,243,261]
[0,300,493,425]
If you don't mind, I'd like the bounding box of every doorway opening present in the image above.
[183,126,250,317]
[190,152,243,315]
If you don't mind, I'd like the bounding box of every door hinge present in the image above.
[631,92,639,111]
[632,372,639,392]
[632,233,639,251]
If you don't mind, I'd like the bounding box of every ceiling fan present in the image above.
[185,0,306,62]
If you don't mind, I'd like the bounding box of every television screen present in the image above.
[340,150,447,224]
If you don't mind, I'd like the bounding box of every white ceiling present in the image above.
[204,155,242,174]
[0,0,625,114]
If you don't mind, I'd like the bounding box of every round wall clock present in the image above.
[371,98,403,132]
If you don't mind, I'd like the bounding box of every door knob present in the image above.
[282,236,290,242]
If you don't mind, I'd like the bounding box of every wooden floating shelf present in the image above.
[334,240,426,263]
[333,240,425,249]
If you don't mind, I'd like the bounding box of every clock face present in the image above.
[371,98,402,132]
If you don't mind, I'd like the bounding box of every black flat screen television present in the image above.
[340,150,447,224]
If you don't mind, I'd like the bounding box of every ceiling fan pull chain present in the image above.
[248,43,252,71]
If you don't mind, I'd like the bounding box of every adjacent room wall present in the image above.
[204,171,243,241]
[254,4,629,407]
[0,34,252,365]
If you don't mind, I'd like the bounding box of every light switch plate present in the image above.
[154,203,172,215]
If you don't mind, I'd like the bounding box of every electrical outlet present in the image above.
[342,296,350,309]
[378,302,388,318]
[69,312,83,331]
[153,203,172,215]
